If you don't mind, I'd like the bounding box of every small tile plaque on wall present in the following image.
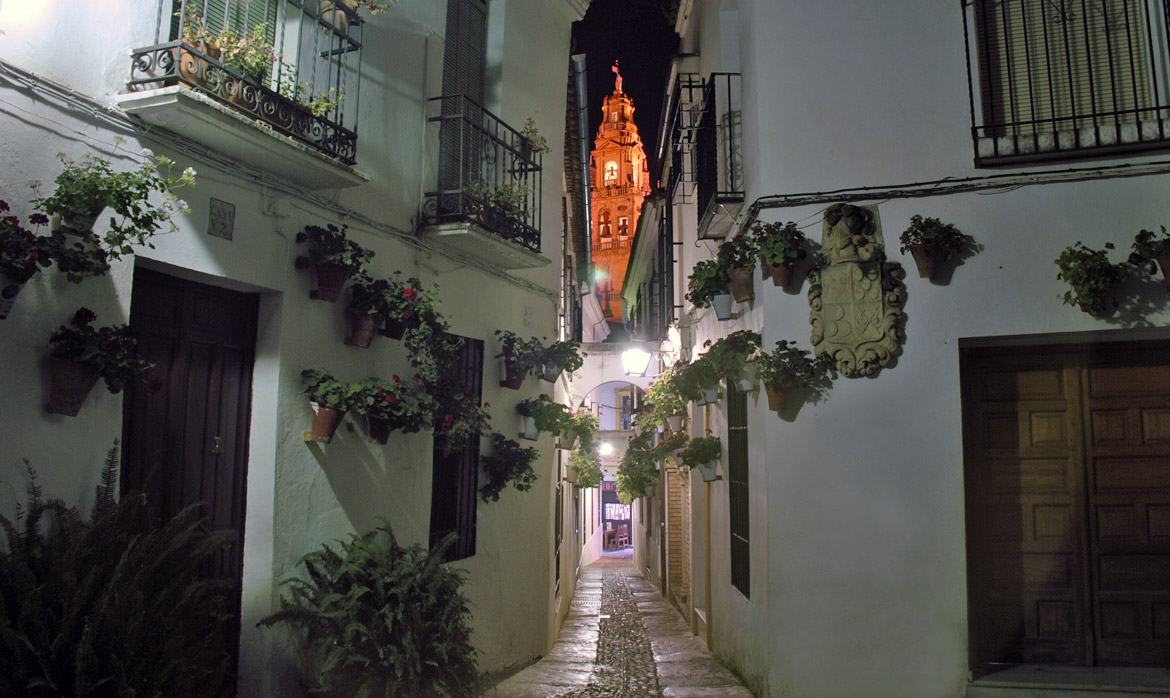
[208,198,235,240]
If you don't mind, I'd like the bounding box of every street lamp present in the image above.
[621,344,654,377]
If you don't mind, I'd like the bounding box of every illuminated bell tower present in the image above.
[590,61,651,320]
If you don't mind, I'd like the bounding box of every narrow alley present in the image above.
[487,551,754,698]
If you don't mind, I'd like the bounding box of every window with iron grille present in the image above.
[964,0,1170,164]
[727,383,750,598]
[429,335,484,562]
[555,479,563,596]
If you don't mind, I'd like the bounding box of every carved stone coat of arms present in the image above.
[809,204,906,378]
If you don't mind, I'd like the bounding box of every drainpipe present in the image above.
[571,54,594,288]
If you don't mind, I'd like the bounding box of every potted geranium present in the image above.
[294,223,374,302]
[720,235,757,303]
[676,435,721,482]
[644,367,688,433]
[301,369,359,442]
[46,307,160,416]
[1055,241,1129,315]
[495,329,546,389]
[703,330,762,392]
[350,376,436,445]
[756,340,835,412]
[0,202,53,318]
[432,394,492,456]
[538,338,584,382]
[898,215,975,280]
[671,357,720,405]
[567,448,603,488]
[562,407,599,451]
[751,220,807,287]
[518,117,550,160]
[31,144,196,281]
[479,433,539,503]
[516,394,570,441]
[1129,226,1170,289]
[616,431,658,504]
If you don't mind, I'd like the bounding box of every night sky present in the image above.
[572,0,679,183]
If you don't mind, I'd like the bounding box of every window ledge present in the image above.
[977,118,1170,165]
[698,195,744,240]
[421,221,551,270]
[115,86,368,190]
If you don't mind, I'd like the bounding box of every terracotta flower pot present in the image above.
[499,357,527,389]
[908,243,943,279]
[319,0,358,33]
[711,293,734,321]
[769,262,793,287]
[1156,255,1170,290]
[46,356,100,416]
[308,402,346,443]
[727,266,755,302]
[344,310,383,348]
[364,416,392,445]
[310,262,351,302]
[764,381,787,412]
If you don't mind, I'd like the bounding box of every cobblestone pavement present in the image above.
[485,553,754,698]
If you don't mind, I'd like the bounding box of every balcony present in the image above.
[118,0,366,189]
[695,73,743,239]
[421,95,549,270]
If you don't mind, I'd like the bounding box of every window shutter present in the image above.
[727,383,750,598]
[174,0,276,42]
[438,0,488,193]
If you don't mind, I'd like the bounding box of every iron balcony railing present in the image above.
[695,73,743,230]
[128,0,362,164]
[423,94,543,254]
[963,0,1170,165]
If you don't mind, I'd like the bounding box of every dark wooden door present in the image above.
[963,342,1170,671]
[122,267,258,657]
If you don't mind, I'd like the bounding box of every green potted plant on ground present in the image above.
[259,522,480,698]
[495,329,546,389]
[538,338,584,382]
[756,340,835,412]
[47,307,160,416]
[301,369,359,442]
[898,215,976,280]
[751,220,807,287]
[0,202,53,317]
[1129,226,1170,289]
[702,330,762,392]
[480,433,540,502]
[676,435,722,482]
[0,445,234,698]
[1055,241,1129,314]
[350,376,436,444]
[516,393,571,440]
[568,448,603,488]
[295,223,374,302]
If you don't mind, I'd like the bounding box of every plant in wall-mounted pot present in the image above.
[538,339,584,382]
[432,393,492,456]
[676,435,722,482]
[568,448,603,488]
[719,235,757,303]
[686,257,732,316]
[294,223,373,302]
[671,356,721,405]
[616,430,658,504]
[479,433,540,503]
[756,340,835,413]
[516,394,571,441]
[350,376,436,445]
[751,220,807,287]
[562,407,599,451]
[1054,241,1129,315]
[494,329,546,389]
[702,330,762,393]
[46,307,161,416]
[644,367,688,433]
[301,369,359,443]
[1129,225,1170,289]
[0,202,53,319]
[898,215,975,280]
[518,117,550,160]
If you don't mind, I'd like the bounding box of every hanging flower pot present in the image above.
[559,430,578,451]
[45,356,100,416]
[696,459,719,482]
[539,363,563,383]
[1156,255,1170,290]
[520,415,538,441]
[364,415,392,445]
[737,360,760,393]
[310,262,351,302]
[499,357,527,390]
[907,243,943,280]
[308,401,346,443]
[727,266,755,302]
[711,293,734,321]
[563,464,580,485]
[344,310,383,348]
[769,262,793,288]
[666,414,685,433]
[764,381,787,412]
[0,271,27,321]
[695,386,719,405]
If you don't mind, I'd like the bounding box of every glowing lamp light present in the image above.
[598,442,615,457]
[621,347,653,376]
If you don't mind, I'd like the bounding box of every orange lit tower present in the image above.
[590,62,651,320]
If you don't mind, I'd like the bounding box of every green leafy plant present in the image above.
[217,23,275,81]
[670,357,720,402]
[1054,241,1129,314]
[432,394,492,455]
[563,407,599,450]
[751,220,807,267]
[480,433,540,502]
[350,376,436,434]
[300,369,360,409]
[276,67,346,117]
[258,522,480,698]
[642,367,688,427]
[568,448,603,488]
[495,329,548,377]
[676,435,721,468]
[0,443,234,698]
[49,307,160,394]
[0,201,52,283]
[898,214,975,259]
[349,272,440,324]
[757,340,835,401]
[651,431,689,462]
[702,330,762,381]
[517,393,572,434]
[294,223,374,275]
[541,339,585,373]
[616,431,658,504]
[470,181,532,222]
[519,117,550,155]
[685,236,756,308]
[1128,226,1170,274]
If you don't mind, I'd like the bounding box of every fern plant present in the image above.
[0,442,234,698]
[258,523,480,698]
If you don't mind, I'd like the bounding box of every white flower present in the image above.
[139,147,155,158]
[183,167,197,178]
[175,199,190,213]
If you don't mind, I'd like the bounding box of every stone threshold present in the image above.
[969,666,1170,698]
